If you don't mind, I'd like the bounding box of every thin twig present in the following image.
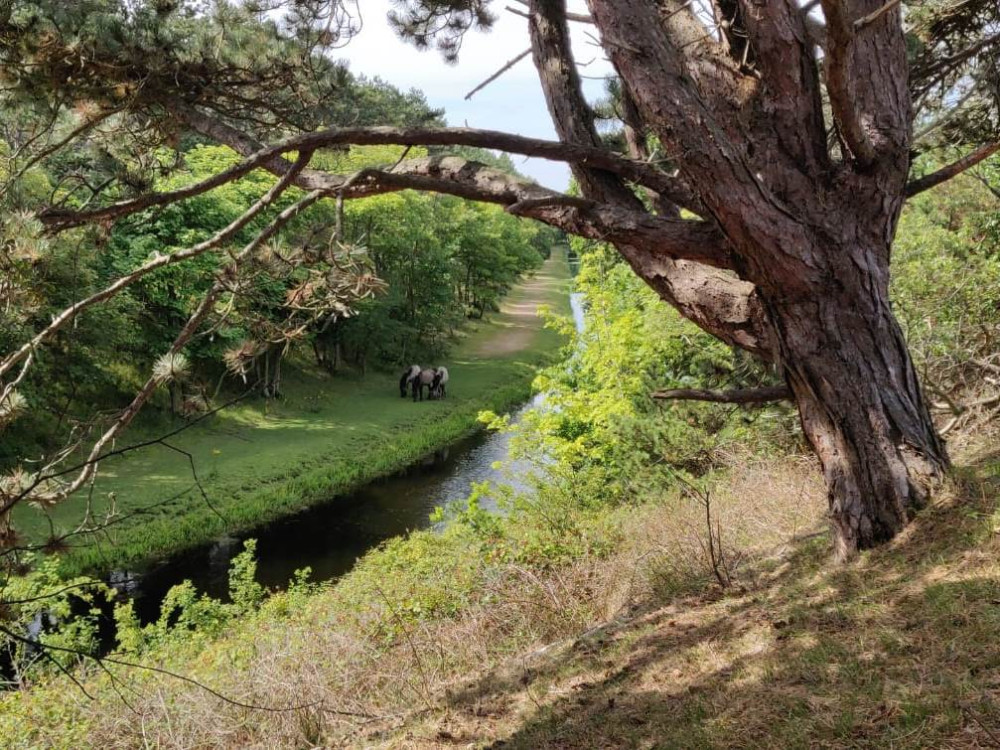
[650,386,791,404]
[906,142,1000,197]
[853,0,902,30]
[465,48,531,101]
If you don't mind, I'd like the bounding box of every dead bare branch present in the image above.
[464,48,531,100]
[651,386,791,403]
[905,141,1000,197]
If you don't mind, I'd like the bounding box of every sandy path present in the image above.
[473,255,567,357]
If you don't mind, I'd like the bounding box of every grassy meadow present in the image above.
[14,248,572,575]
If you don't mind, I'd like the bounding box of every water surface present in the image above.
[118,291,585,623]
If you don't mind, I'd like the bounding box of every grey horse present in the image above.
[431,366,449,399]
[412,368,437,402]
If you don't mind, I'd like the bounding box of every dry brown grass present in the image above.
[5,428,1000,749]
[370,430,1000,749]
[1,452,826,748]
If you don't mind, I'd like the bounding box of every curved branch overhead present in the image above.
[174,107,735,269]
[39,115,702,231]
[2,0,996,554]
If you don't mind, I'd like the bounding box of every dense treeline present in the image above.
[1,114,555,469]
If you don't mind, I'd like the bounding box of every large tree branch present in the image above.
[271,153,737,267]
[588,0,819,292]
[904,141,1000,197]
[179,95,774,357]
[651,385,791,403]
[175,107,703,213]
[629,257,775,359]
[820,0,911,169]
[739,0,828,175]
[177,105,735,266]
[39,117,702,231]
[526,0,775,358]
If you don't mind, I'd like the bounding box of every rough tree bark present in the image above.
[576,0,949,556]
[771,242,948,556]
[6,0,993,557]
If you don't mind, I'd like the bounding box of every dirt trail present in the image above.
[474,252,569,358]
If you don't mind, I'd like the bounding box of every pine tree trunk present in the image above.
[766,243,949,559]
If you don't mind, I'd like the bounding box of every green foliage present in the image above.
[505,239,794,512]
[340,527,481,629]
[0,210,147,465]
[114,539,268,654]
[0,557,108,679]
[891,158,1000,388]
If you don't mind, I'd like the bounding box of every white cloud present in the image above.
[333,0,612,190]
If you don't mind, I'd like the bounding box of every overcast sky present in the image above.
[330,0,612,191]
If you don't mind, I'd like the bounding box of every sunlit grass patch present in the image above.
[12,251,573,575]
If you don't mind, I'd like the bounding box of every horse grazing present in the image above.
[431,366,449,399]
[399,364,421,398]
[412,368,437,402]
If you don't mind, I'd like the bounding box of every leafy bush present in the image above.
[891,161,1000,396]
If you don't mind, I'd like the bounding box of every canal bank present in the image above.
[117,288,584,623]
[14,247,574,578]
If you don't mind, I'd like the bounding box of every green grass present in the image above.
[7,435,1000,748]
[15,248,573,575]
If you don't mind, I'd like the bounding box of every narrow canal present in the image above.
[116,291,586,622]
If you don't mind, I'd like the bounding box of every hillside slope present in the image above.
[4,427,998,748]
[360,435,1000,749]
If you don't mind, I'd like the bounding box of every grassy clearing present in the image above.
[5,425,999,748]
[14,248,572,575]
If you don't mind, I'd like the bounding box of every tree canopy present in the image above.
[0,0,997,556]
